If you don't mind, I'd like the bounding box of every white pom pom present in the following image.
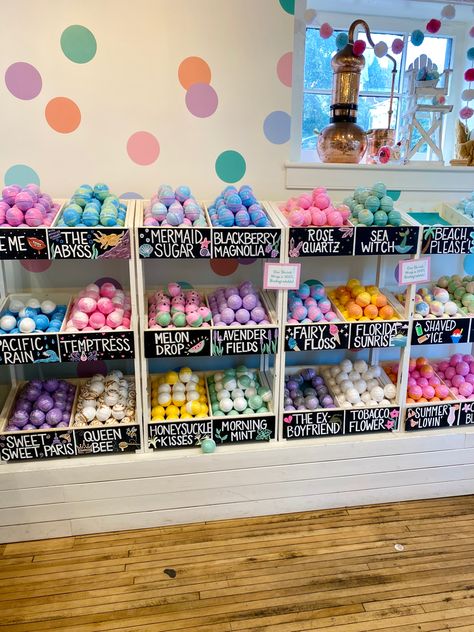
[374,41,388,58]
[441,4,455,19]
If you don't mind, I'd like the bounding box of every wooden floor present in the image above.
[1,497,474,631]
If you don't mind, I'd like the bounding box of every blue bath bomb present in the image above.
[218,208,235,227]
[365,195,381,212]
[358,209,374,226]
[34,314,50,331]
[226,193,242,212]
[371,182,387,198]
[93,183,110,201]
[63,207,81,227]
[235,209,251,226]
[82,209,100,226]
[103,195,120,208]
[380,195,394,212]
[175,185,191,202]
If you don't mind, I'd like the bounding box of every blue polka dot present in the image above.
[387,189,401,201]
[120,191,143,199]
[263,111,291,144]
[4,164,40,187]
[463,254,474,275]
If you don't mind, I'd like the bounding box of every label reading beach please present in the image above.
[144,329,211,358]
[49,229,131,259]
[288,227,354,257]
[411,318,470,346]
[405,403,460,431]
[282,410,345,439]
[421,226,474,255]
[138,228,212,259]
[285,323,349,352]
[354,226,419,256]
[0,334,60,365]
[349,321,409,350]
[0,229,49,260]
[74,425,140,455]
[344,407,399,434]
[213,415,276,444]
[148,420,213,449]
[58,332,135,362]
[212,229,280,259]
[212,327,278,355]
[0,430,75,462]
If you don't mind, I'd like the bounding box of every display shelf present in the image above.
[416,204,474,255]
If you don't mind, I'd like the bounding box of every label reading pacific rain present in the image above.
[0,229,49,260]
[0,334,60,365]
[421,226,474,255]
[405,403,460,431]
[148,420,213,449]
[288,227,354,257]
[0,430,75,462]
[344,406,399,434]
[74,425,140,455]
[212,327,278,355]
[354,226,419,256]
[213,415,276,444]
[285,323,349,352]
[49,229,131,259]
[412,318,470,346]
[349,321,409,349]
[282,410,345,439]
[58,331,134,361]
[144,329,211,358]
[212,229,280,259]
[138,228,212,259]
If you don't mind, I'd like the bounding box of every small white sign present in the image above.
[399,257,431,285]
[264,263,301,290]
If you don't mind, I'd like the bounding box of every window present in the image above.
[302,27,453,157]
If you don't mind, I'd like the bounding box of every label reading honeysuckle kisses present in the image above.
[148,420,213,449]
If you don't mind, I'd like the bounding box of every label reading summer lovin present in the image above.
[405,403,460,431]
[288,227,354,257]
[138,227,212,259]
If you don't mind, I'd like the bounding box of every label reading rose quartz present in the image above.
[354,226,419,256]
[405,403,460,431]
[49,228,131,259]
[421,226,474,255]
[212,327,278,355]
[138,227,212,259]
[58,331,135,361]
[148,420,213,449]
[212,228,280,259]
[288,227,355,257]
[144,329,211,358]
[0,229,49,260]
[213,415,276,444]
[0,334,60,365]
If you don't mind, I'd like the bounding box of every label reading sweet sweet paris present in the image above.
[288,227,354,257]
[212,229,280,259]
[212,327,278,355]
[405,403,460,431]
[0,334,60,365]
[213,415,276,443]
[49,229,130,259]
[345,407,399,434]
[0,430,75,461]
[285,323,349,352]
[349,321,409,349]
[421,226,474,255]
[411,318,470,345]
[148,420,213,449]
[282,410,344,439]
[74,425,140,454]
[0,229,49,260]
[58,331,134,361]
[144,329,211,358]
[138,228,212,259]
[354,226,419,256]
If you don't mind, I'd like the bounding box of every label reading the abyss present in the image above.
[49,229,130,259]
[405,403,460,431]
[283,410,345,439]
[0,229,48,260]
[421,226,474,255]
[354,226,419,256]
[285,323,349,352]
[58,332,134,361]
[0,334,60,365]
[212,327,278,355]
[144,329,211,358]
[345,407,399,434]
[148,420,213,449]
[349,321,409,349]
[0,430,75,461]
[138,228,212,259]
[212,229,280,259]
[411,318,470,346]
[288,227,354,257]
[213,415,276,444]
[74,425,140,454]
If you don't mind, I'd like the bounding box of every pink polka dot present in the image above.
[185,83,218,117]
[5,62,42,100]
[277,52,292,87]
[127,131,160,165]
[21,260,51,273]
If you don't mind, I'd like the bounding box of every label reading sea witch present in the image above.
[75,425,140,455]
[0,430,75,462]
[285,323,349,352]
[138,228,212,259]
[354,226,419,256]
[282,410,345,439]
[58,332,134,361]
[288,227,354,257]
[212,229,280,259]
[421,226,474,255]
[349,321,409,349]
[0,229,49,260]
[49,229,131,259]
[148,420,213,449]
[0,334,60,365]
[412,318,470,346]
[144,329,211,358]
[212,327,278,355]
[405,403,460,431]
[213,415,276,444]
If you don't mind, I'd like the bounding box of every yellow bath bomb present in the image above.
[165,371,179,385]
[199,403,209,415]
[185,400,202,416]
[172,394,186,407]
[157,392,171,407]
[151,405,165,418]
[165,405,180,419]
[152,414,165,422]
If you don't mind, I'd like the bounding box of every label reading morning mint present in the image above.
[213,415,276,444]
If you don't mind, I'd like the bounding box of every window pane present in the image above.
[359,33,402,93]
[357,96,399,131]
[302,93,331,149]
[405,36,452,87]
[304,28,337,91]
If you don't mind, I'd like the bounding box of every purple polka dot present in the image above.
[238,257,258,265]
[5,62,42,100]
[94,277,123,290]
[185,83,218,118]
[120,191,143,199]
[263,111,291,144]
[394,264,400,283]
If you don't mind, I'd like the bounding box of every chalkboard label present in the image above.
[283,409,345,439]
[212,228,281,259]
[458,401,474,427]
[285,323,350,352]
[0,429,75,462]
[138,227,212,259]
[213,415,276,444]
[344,406,399,434]
[0,334,60,365]
[354,226,419,256]
[0,229,49,260]
[411,318,470,346]
[58,331,135,362]
[148,420,213,449]
[421,226,474,255]
[144,329,211,358]
[405,402,460,431]
[349,320,409,350]
[74,425,140,455]
[49,228,130,259]
[288,227,354,257]
[212,327,278,355]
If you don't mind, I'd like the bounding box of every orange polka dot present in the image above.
[178,57,211,90]
[210,258,238,276]
[45,97,81,133]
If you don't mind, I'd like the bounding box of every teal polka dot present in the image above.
[4,164,40,187]
[464,254,474,275]
[215,150,246,183]
[61,25,97,63]
[387,189,401,201]
[279,0,295,15]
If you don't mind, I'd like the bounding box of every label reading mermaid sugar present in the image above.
[288,227,354,257]
[0,334,60,365]
[405,403,460,431]
[350,321,409,349]
[345,406,399,434]
[75,425,140,455]
[282,410,344,439]
[354,226,419,256]
[144,329,211,358]
[0,229,49,260]
[213,415,276,444]
[412,317,471,345]
[0,430,75,462]
[212,327,278,355]
[285,323,349,352]
[212,229,281,259]
[148,420,213,449]
[49,229,131,259]
[138,227,212,259]
[58,331,134,361]
[421,226,474,255]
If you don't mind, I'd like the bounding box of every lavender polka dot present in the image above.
[263,111,291,144]
[5,62,42,100]
[185,83,218,118]
[120,191,143,199]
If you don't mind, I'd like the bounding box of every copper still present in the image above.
[315,19,397,164]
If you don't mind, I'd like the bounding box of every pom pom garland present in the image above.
[468,48,474,61]
[466,68,474,83]
[441,4,456,20]
[374,41,388,58]
[353,40,366,56]
[460,106,474,120]
[426,19,441,34]
[320,22,333,39]
[411,30,425,46]
[392,38,404,55]
[335,32,348,50]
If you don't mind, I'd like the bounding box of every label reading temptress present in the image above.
[58,331,135,361]
[288,226,354,257]
[354,226,419,256]
[138,228,212,259]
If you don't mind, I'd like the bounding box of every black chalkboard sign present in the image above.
[285,323,350,352]
[212,228,281,259]
[0,429,75,461]
[412,317,471,346]
[74,424,140,455]
[0,334,60,365]
[420,226,474,255]
[405,402,460,431]
[344,406,400,434]
[144,329,211,358]
[288,226,354,257]
[282,409,345,439]
[458,401,474,428]
[354,226,419,256]
[212,326,278,356]
[48,228,131,259]
[58,331,135,362]
[349,320,409,350]
[148,419,213,449]
[0,229,49,260]
[138,227,212,259]
[213,414,276,444]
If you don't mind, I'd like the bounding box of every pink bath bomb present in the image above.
[452,374,465,388]
[466,374,474,386]
[14,191,34,211]
[307,305,322,322]
[422,385,435,400]
[337,204,351,221]
[168,282,181,297]
[456,361,470,376]
[450,353,463,366]
[6,206,24,227]
[314,194,330,210]
[105,310,122,328]
[459,382,473,397]
[318,299,331,314]
[97,297,114,315]
[325,311,337,321]
[2,185,20,205]
[186,312,203,327]
[311,209,326,226]
[72,311,89,330]
[77,297,97,314]
[89,311,106,330]
[327,210,343,226]
[100,282,116,298]
[301,210,312,226]
[445,367,456,380]
[24,208,44,227]
[297,195,312,210]
[288,209,305,227]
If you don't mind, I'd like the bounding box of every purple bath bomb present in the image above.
[57,421,69,428]
[15,191,34,211]
[25,387,42,402]
[318,299,331,314]
[227,294,243,311]
[44,379,60,393]
[39,423,51,429]
[301,368,316,381]
[37,394,54,412]
[304,396,319,409]
[284,405,296,412]
[62,412,71,423]
[242,293,258,311]
[29,410,46,427]
[250,307,266,323]
[2,185,21,205]
[235,308,250,324]
[6,206,24,227]
[46,408,63,426]
[220,308,235,325]
[12,410,29,427]
[321,395,334,407]
[23,423,36,430]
